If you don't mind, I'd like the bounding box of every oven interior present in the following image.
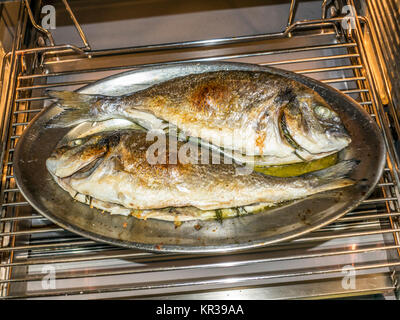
[0,0,400,299]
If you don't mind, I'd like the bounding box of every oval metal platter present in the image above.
[14,62,386,253]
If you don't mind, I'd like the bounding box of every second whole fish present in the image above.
[46,129,357,221]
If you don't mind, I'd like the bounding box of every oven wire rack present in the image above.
[0,0,399,299]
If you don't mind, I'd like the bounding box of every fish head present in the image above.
[281,93,351,155]
[46,132,119,178]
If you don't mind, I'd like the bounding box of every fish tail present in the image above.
[46,91,111,128]
[307,159,359,192]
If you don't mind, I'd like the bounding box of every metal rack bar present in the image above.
[16,42,358,79]
[23,0,55,46]
[3,261,400,300]
[60,0,91,50]
[3,244,400,284]
[287,0,297,28]
[21,20,342,58]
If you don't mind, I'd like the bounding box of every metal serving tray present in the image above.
[13,62,386,253]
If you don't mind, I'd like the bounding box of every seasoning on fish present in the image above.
[47,70,351,166]
[46,129,357,221]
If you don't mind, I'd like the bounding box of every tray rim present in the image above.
[13,61,386,253]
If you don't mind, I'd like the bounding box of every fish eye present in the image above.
[314,105,334,120]
[68,139,83,147]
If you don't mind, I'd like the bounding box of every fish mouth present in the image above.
[326,127,352,143]
[46,147,107,179]
[280,112,350,158]
[45,156,60,177]
[70,156,105,179]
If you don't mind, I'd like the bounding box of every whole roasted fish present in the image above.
[46,129,356,221]
[48,70,351,166]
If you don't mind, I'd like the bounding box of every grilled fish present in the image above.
[46,129,356,221]
[47,70,351,166]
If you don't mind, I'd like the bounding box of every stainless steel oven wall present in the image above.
[362,0,400,295]
[0,1,21,150]
[363,0,400,152]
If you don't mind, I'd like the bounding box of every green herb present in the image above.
[215,209,224,224]
[236,207,247,217]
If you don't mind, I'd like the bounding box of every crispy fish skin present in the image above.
[48,70,351,165]
[50,174,276,221]
[46,130,356,215]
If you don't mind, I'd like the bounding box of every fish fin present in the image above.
[46,91,109,128]
[307,159,359,191]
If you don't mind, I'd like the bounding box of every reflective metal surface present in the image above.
[13,61,386,253]
[1,0,399,300]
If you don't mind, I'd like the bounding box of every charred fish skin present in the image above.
[46,129,356,214]
[47,70,351,164]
